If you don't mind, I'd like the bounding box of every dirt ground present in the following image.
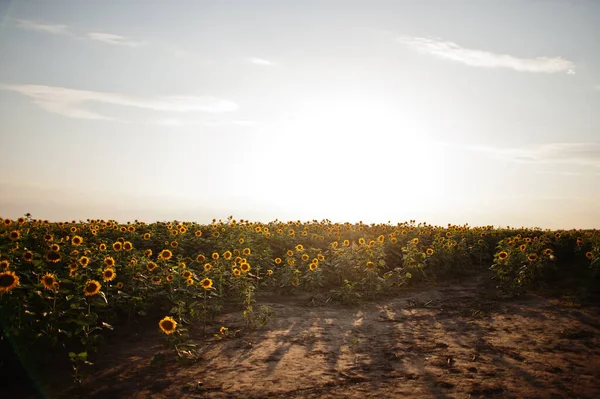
[21,275,600,398]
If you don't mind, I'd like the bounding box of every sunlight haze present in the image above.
[1,0,599,228]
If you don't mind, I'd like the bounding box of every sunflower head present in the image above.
[41,273,57,290]
[71,236,83,246]
[181,270,192,279]
[240,263,251,273]
[166,274,174,282]
[243,248,251,256]
[274,257,282,265]
[309,263,318,271]
[295,244,304,252]
[99,243,107,252]
[411,238,419,245]
[267,269,273,276]
[586,251,594,260]
[204,263,212,272]
[112,242,123,251]
[317,254,325,262]
[0,260,10,271]
[83,280,101,296]
[22,250,34,262]
[158,316,177,335]
[159,249,173,261]
[123,241,133,251]
[102,268,116,282]
[223,251,232,260]
[9,230,20,241]
[143,233,152,240]
[151,276,162,284]
[0,271,20,293]
[233,268,241,276]
[498,251,509,260]
[104,256,115,268]
[211,252,219,260]
[46,250,62,263]
[219,326,228,335]
[116,282,124,289]
[186,278,194,286]
[200,278,213,290]
[302,254,310,262]
[426,248,434,256]
[196,254,206,263]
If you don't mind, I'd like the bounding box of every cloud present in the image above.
[467,142,600,167]
[397,36,575,74]
[86,32,146,47]
[13,19,71,35]
[248,57,276,66]
[0,83,238,120]
[12,18,146,47]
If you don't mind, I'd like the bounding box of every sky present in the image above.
[0,0,599,229]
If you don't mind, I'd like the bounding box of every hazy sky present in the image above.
[1,0,599,228]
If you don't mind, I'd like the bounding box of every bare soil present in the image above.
[18,276,600,398]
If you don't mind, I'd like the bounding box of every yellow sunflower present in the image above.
[309,263,318,271]
[586,251,594,260]
[116,282,124,289]
[143,233,152,240]
[0,271,20,293]
[219,326,228,335]
[243,248,251,256]
[223,251,232,260]
[151,276,162,284]
[147,261,158,272]
[41,273,58,290]
[200,278,213,290]
[23,251,34,262]
[104,256,115,268]
[527,253,538,262]
[411,238,419,245]
[274,257,282,265]
[9,230,20,241]
[426,248,434,256]
[166,274,174,282]
[159,249,173,261]
[498,251,509,260]
[233,268,241,276]
[0,260,9,271]
[286,250,294,257]
[181,270,192,279]
[99,243,107,252]
[83,280,101,296]
[71,236,83,246]
[204,263,212,272]
[267,269,273,276]
[240,263,251,273]
[123,241,133,251]
[295,244,304,252]
[186,278,194,286]
[79,256,90,267]
[170,241,178,248]
[102,268,116,282]
[317,254,325,262]
[302,254,310,262]
[50,243,60,252]
[45,251,62,263]
[158,316,177,335]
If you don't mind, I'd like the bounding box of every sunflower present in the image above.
[286,250,294,257]
[144,249,153,258]
[83,280,101,296]
[377,235,385,243]
[233,268,241,276]
[519,244,527,252]
[200,278,213,290]
[426,248,434,256]
[23,251,34,262]
[44,234,53,242]
[211,252,219,260]
[240,263,251,273]
[527,253,538,262]
[147,261,158,272]
[267,269,273,276]
[186,278,194,286]
[195,230,202,237]
[366,261,375,271]
[76,256,89,267]
[331,241,339,249]
[219,326,228,335]
[543,248,553,256]
[143,233,152,240]
[70,235,82,246]
[151,276,162,284]
[0,260,9,271]
[123,241,133,251]
[102,268,116,282]
[116,282,124,289]
[295,244,304,252]
[274,258,282,265]
[104,256,115,268]
[585,251,593,260]
[309,263,318,271]
[204,263,212,272]
[302,254,310,262]
[555,232,561,239]
[498,251,508,260]
[0,271,20,293]
[317,254,325,262]
[50,243,61,252]
[159,249,173,261]
[243,248,251,256]
[239,238,245,244]
[9,230,20,241]
[99,243,107,252]
[112,242,122,252]
[223,251,232,261]
[165,274,174,282]
[46,251,62,263]
[343,240,350,247]
[170,241,178,249]
[196,254,206,263]
[411,238,419,245]
[3,219,12,226]
[212,231,220,237]
[41,273,58,290]
[158,316,177,335]
[129,258,138,267]
[181,270,192,279]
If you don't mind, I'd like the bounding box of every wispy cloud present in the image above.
[0,84,238,120]
[86,32,146,47]
[398,36,575,74]
[12,18,146,47]
[13,19,71,35]
[247,57,276,66]
[467,142,600,167]
[155,118,255,128]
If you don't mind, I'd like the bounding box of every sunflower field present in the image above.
[1,215,599,382]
